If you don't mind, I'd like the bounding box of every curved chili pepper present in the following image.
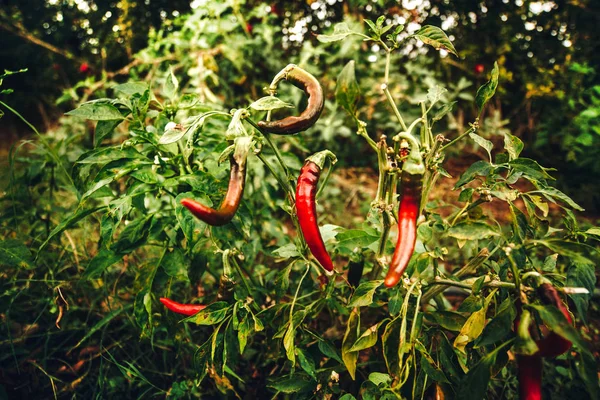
[296,150,337,272]
[258,64,324,135]
[160,297,206,316]
[384,145,425,288]
[181,136,253,226]
[347,259,365,288]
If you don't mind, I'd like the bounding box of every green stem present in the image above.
[383,86,408,131]
[440,126,475,152]
[246,117,292,183]
[507,251,522,294]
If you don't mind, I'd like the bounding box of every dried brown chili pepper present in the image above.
[296,150,337,272]
[258,64,324,135]
[181,136,253,226]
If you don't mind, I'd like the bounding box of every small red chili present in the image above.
[258,64,324,135]
[384,143,424,288]
[296,150,337,272]
[181,136,253,226]
[160,297,206,316]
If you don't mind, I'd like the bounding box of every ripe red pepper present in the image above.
[515,283,573,399]
[181,136,253,226]
[384,145,424,288]
[296,150,337,272]
[160,297,206,316]
[518,355,542,400]
[258,64,324,135]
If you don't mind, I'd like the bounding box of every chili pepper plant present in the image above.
[1,14,599,400]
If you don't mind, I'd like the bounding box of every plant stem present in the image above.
[246,117,292,184]
[440,126,475,152]
[382,86,408,131]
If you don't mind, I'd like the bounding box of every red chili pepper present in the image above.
[258,64,324,135]
[160,297,206,316]
[181,136,253,226]
[518,355,542,400]
[384,144,424,288]
[515,283,573,399]
[296,150,337,272]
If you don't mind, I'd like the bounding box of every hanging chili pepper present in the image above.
[515,283,573,399]
[347,259,365,288]
[384,142,425,288]
[518,355,543,400]
[258,64,324,135]
[296,150,337,272]
[160,297,206,316]
[181,136,253,226]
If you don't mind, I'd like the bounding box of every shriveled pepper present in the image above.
[258,64,324,135]
[181,136,253,226]
[296,150,337,272]
[384,141,424,288]
[160,297,206,316]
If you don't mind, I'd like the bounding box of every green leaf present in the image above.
[39,206,105,253]
[469,132,493,161]
[427,86,448,105]
[412,25,458,57]
[531,184,584,211]
[533,239,597,265]
[159,125,187,145]
[66,103,125,121]
[268,373,315,393]
[297,349,317,380]
[110,215,153,253]
[585,227,600,237]
[503,132,524,160]
[317,23,355,43]
[454,160,492,188]
[84,248,123,279]
[283,322,296,366]
[567,261,596,323]
[349,323,379,352]
[454,306,488,353]
[0,239,34,269]
[475,297,516,347]
[164,68,179,99]
[187,302,230,326]
[426,311,467,331]
[342,308,360,380]
[432,101,456,122]
[527,303,591,356]
[336,60,360,115]
[348,280,383,307]
[113,82,148,97]
[456,340,512,400]
[576,351,600,400]
[160,248,188,281]
[249,96,294,111]
[95,119,122,147]
[318,340,343,363]
[336,229,380,252]
[237,316,252,354]
[475,61,499,113]
[509,158,555,181]
[448,222,500,241]
[272,243,300,258]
